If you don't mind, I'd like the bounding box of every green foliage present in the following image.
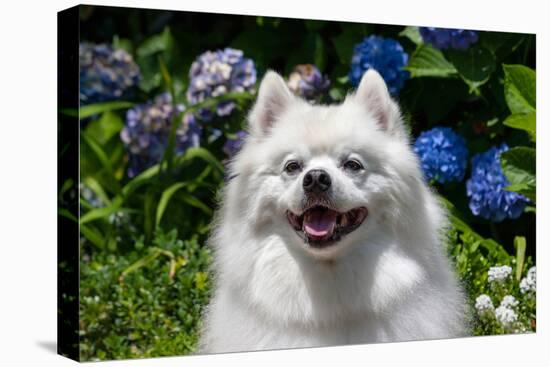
[79,229,212,361]
[501,147,536,202]
[500,65,536,203]
[503,64,536,114]
[405,44,457,78]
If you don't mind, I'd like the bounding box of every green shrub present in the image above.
[79,229,212,361]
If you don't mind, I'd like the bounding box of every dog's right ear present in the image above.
[248,71,295,136]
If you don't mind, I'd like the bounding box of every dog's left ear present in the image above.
[353,69,404,136]
[248,71,296,136]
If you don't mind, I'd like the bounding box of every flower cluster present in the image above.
[487,265,512,284]
[474,264,535,334]
[500,295,519,309]
[79,43,141,104]
[186,48,257,121]
[286,64,330,100]
[466,144,528,222]
[413,127,468,183]
[495,305,518,331]
[223,131,248,158]
[120,93,202,177]
[349,35,409,94]
[519,266,536,294]
[419,27,479,50]
[474,294,494,318]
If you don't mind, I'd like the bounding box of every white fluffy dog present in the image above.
[199,69,468,353]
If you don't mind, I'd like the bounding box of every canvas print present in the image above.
[57,4,536,361]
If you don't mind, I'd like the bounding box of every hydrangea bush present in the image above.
[349,35,409,94]
[466,145,529,222]
[414,127,468,183]
[186,48,257,121]
[120,93,201,177]
[69,14,536,360]
[286,64,330,100]
[79,43,141,104]
[419,27,479,50]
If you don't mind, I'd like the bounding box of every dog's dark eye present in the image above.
[343,159,363,171]
[284,161,302,174]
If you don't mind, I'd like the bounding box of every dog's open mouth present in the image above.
[286,206,368,248]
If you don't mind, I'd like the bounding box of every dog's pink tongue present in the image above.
[303,209,337,238]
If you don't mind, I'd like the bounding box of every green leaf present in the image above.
[503,112,536,141]
[180,147,224,174]
[136,27,175,92]
[112,35,133,54]
[514,236,527,281]
[500,146,536,202]
[60,101,134,119]
[479,32,524,58]
[83,176,111,206]
[80,224,105,249]
[331,26,366,65]
[314,35,326,71]
[156,182,188,227]
[399,26,423,45]
[195,272,208,291]
[179,192,213,216]
[439,195,509,262]
[405,44,458,78]
[84,111,124,145]
[81,132,121,193]
[503,64,536,114]
[80,204,137,225]
[136,27,174,58]
[58,208,77,222]
[144,190,156,241]
[446,46,495,93]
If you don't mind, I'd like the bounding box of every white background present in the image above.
[0,0,547,365]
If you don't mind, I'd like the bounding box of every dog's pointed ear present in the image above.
[248,71,295,136]
[354,69,398,133]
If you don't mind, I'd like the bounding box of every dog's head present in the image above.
[227,70,423,261]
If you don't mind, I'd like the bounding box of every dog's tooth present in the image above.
[340,213,348,227]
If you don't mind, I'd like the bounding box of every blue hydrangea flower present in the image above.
[349,35,409,94]
[287,64,330,100]
[466,144,528,222]
[120,93,201,177]
[419,27,479,50]
[414,127,468,183]
[223,131,248,158]
[186,48,257,121]
[79,43,140,104]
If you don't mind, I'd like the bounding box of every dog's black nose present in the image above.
[303,169,331,193]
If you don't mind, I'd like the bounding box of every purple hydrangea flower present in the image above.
[186,48,257,121]
[120,93,201,177]
[414,127,469,183]
[287,64,330,100]
[419,27,479,50]
[466,144,528,222]
[223,131,248,158]
[349,35,409,94]
[79,43,140,104]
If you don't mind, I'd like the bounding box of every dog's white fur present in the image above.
[199,70,468,353]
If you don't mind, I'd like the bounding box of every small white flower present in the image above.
[488,265,512,283]
[500,295,519,309]
[520,266,536,294]
[475,294,494,318]
[528,266,536,279]
[495,305,518,330]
